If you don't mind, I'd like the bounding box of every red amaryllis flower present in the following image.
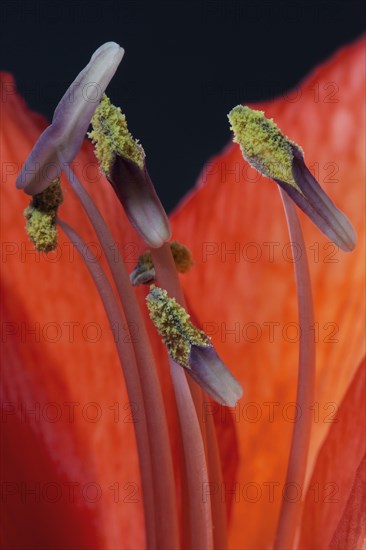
[1,36,365,550]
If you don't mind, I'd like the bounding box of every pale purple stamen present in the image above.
[274,188,316,549]
[57,218,157,549]
[150,244,217,550]
[59,158,179,549]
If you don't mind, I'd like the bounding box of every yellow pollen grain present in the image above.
[137,241,194,274]
[24,207,58,252]
[137,250,154,271]
[88,94,145,177]
[24,178,63,252]
[146,286,210,368]
[170,241,194,273]
[228,105,300,188]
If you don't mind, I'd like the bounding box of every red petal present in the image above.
[329,455,366,550]
[299,357,366,549]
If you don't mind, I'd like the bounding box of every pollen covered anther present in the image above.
[146,285,243,406]
[146,286,210,368]
[228,104,356,252]
[228,105,300,188]
[88,94,145,177]
[130,241,194,286]
[24,178,63,252]
[170,241,195,273]
[87,95,171,248]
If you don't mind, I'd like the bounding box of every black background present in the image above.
[1,0,365,211]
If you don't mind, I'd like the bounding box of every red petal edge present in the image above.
[299,357,366,550]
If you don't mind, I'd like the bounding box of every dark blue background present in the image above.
[1,0,364,211]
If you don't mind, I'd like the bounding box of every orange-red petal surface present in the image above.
[329,455,366,550]
[299,357,365,549]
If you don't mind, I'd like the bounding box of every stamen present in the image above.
[228,105,299,187]
[57,218,157,549]
[170,240,195,273]
[88,94,145,176]
[147,284,243,407]
[59,159,179,549]
[130,241,194,286]
[24,178,63,251]
[273,189,316,549]
[228,104,356,252]
[149,246,214,550]
[146,285,211,368]
[87,96,171,248]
